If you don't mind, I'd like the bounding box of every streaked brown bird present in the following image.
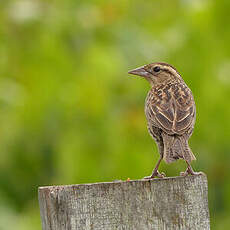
[128,62,199,179]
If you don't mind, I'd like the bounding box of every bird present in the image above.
[128,62,200,179]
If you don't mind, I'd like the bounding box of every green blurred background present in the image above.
[0,0,230,229]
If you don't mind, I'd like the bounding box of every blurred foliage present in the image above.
[0,0,230,229]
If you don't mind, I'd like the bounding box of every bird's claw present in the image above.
[180,168,203,177]
[159,171,166,178]
[180,171,188,176]
[144,170,166,179]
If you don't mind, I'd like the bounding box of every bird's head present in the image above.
[128,62,182,86]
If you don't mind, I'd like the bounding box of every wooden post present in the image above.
[38,174,210,230]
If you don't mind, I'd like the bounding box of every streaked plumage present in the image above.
[128,62,199,178]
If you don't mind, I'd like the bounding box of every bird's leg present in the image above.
[180,160,201,176]
[144,155,166,179]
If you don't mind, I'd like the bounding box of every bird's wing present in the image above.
[146,83,195,135]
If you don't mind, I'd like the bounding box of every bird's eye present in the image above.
[153,66,161,72]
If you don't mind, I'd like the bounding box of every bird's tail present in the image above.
[162,134,196,164]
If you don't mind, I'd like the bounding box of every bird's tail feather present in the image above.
[162,134,196,164]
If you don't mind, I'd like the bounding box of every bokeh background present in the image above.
[0,0,230,229]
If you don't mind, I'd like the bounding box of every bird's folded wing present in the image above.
[147,86,195,135]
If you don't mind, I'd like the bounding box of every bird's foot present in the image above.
[144,170,166,179]
[180,167,203,177]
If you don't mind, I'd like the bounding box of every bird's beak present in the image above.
[128,66,150,77]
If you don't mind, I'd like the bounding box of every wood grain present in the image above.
[38,174,210,230]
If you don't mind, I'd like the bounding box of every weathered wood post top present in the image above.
[38,174,210,230]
